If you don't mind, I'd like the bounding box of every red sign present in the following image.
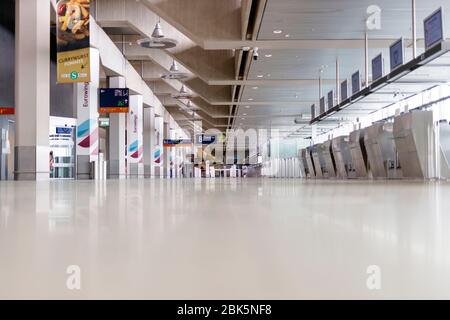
[0,108,14,115]
[99,107,129,114]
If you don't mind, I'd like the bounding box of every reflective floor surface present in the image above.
[1,178,450,299]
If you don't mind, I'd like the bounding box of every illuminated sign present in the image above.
[0,108,14,115]
[99,88,129,113]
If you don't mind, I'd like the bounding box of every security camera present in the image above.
[253,47,259,61]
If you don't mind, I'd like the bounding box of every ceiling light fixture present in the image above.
[248,98,254,101]
[170,60,179,72]
[252,86,259,90]
[273,29,283,34]
[152,19,164,38]
[265,54,272,58]
[257,75,264,78]
[180,85,188,95]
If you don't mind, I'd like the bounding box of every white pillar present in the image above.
[107,77,127,179]
[14,0,50,180]
[128,95,144,178]
[75,48,100,180]
[163,121,170,178]
[143,107,155,178]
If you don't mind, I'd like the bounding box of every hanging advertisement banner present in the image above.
[56,0,91,83]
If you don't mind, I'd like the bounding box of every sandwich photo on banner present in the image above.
[56,0,91,83]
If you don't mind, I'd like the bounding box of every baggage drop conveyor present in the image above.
[319,141,336,178]
[332,136,352,179]
[348,129,369,179]
[364,122,402,179]
[393,110,434,179]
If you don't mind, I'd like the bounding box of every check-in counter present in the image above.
[319,141,336,178]
[393,110,433,179]
[305,147,316,178]
[348,129,369,178]
[311,144,324,178]
[438,120,450,179]
[364,122,401,179]
[331,136,352,179]
[299,149,307,178]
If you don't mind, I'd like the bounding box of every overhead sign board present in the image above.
[390,38,404,71]
[56,127,73,134]
[56,0,91,83]
[163,139,192,147]
[0,107,14,115]
[371,53,384,81]
[327,91,334,110]
[351,71,361,95]
[196,134,217,145]
[319,97,325,114]
[99,88,130,113]
[341,80,348,102]
[424,7,444,50]
[311,104,316,119]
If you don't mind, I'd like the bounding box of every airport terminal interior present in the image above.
[1,0,450,299]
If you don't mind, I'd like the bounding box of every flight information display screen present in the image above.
[424,8,444,50]
[99,88,129,113]
[390,39,404,71]
[341,80,348,101]
[320,97,325,114]
[351,71,361,95]
[327,91,334,110]
[371,54,384,81]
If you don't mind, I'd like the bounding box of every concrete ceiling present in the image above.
[96,0,449,139]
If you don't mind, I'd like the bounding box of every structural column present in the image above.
[143,107,155,178]
[127,95,144,178]
[154,116,163,178]
[163,120,170,178]
[107,77,127,179]
[74,48,100,180]
[14,0,50,180]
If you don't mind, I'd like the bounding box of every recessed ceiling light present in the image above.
[245,105,251,109]
[273,29,283,34]
[265,54,272,58]
[243,113,247,116]
[257,74,264,78]
[241,118,246,120]
[248,98,254,101]
[266,73,271,77]
[252,86,259,90]
[285,34,290,38]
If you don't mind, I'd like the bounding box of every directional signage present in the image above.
[99,88,129,113]
[196,134,217,145]
[341,80,348,102]
[163,139,192,147]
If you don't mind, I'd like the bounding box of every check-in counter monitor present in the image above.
[438,120,450,179]
[311,145,323,178]
[331,136,352,179]
[319,141,336,178]
[364,122,402,179]
[393,110,434,179]
[348,129,369,178]
[305,147,316,178]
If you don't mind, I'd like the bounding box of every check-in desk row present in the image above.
[300,110,450,180]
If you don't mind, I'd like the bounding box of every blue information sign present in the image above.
[371,53,383,81]
[390,39,404,71]
[99,88,129,113]
[424,8,444,50]
[351,71,361,95]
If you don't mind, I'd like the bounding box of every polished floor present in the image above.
[0,178,450,299]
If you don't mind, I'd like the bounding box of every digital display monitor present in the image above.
[99,88,129,113]
[56,127,73,134]
[340,80,348,101]
[196,134,217,145]
[311,104,316,119]
[424,8,444,50]
[327,91,334,110]
[351,71,361,95]
[390,38,404,71]
[371,53,384,81]
[319,97,325,114]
